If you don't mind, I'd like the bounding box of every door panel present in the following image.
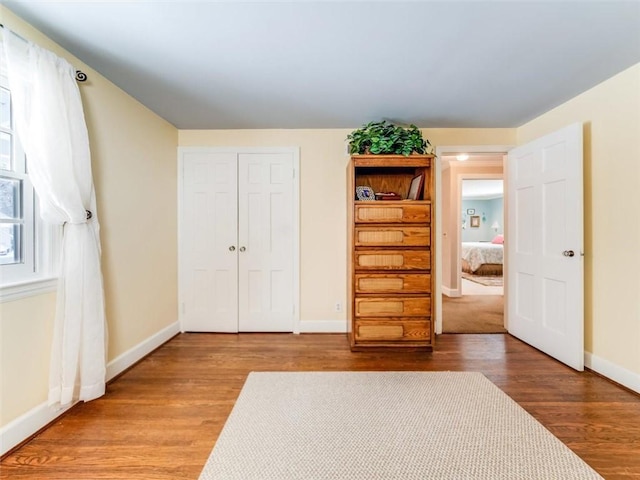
[238,153,294,332]
[181,151,238,332]
[507,123,583,370]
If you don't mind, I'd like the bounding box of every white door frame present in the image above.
[177,146,301,334]
[434,145,514,335]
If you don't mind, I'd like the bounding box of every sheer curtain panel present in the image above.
[1,30,107,406]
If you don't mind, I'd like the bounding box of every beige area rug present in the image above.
[199,372,602,480]
[462,272,504,287]
[442,295,506,333]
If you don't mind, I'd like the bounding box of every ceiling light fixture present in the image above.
[456,154,469,161]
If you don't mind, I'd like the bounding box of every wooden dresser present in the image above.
[347,155,435,351]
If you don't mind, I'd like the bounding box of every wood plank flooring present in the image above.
[1,333,639,479]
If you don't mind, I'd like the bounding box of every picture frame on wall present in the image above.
[467,208,475,214]
[470,215,480,228]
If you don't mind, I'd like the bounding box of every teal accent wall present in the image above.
[462,197,503,242]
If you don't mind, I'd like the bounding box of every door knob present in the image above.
[563,250,575,257]
[229,246,236,251]
[239,246,246,252]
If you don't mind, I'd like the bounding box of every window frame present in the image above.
[0,60,59,302]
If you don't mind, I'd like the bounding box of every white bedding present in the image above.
[461,242,503,273]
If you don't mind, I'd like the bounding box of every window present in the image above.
[0,81,34,277]
[0,60,58,298]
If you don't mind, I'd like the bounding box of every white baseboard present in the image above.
[299,320,347,333]
[1,320,180,456]
[0,399,73,456]
[584,351,640,394]
[106,321,180,381]
[442,286,461,297]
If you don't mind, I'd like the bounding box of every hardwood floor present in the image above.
[2,333,639,479]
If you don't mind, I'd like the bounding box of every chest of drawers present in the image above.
[347,156,435,351]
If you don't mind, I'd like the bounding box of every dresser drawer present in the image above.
[355,203,430,224]
[354,249,430,271]
[354,296,430,317]
[355,319,431,342]
[355,273,430,294]
[355,226,430,247]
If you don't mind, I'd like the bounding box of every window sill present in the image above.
[0,277,58,303]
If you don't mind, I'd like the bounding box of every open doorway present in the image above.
[436,151,508,334]
[460,178,504,296]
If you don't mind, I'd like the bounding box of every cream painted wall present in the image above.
[179,129,516,326]
[0,293,55,425]
[427,129,515,147]
[0,8,178,427]
[517,63,640,376]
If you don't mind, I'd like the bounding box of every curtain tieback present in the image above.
[63,210,93,226]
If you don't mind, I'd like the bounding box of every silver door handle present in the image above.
[229,246,236,252]
[239,246,246,252]
[563,250,575,257]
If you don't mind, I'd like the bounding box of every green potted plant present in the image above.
[346,120,433,156]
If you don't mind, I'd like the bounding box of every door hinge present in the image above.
[292,169,296,179]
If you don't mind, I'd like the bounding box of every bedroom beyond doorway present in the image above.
[443,176,505,333]
[436,150,508,335]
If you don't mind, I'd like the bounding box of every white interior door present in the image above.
[507,123,584,370]
[181,151,238,332]
[238,153,294,332]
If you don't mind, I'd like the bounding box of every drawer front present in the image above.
[355,273,431,294]
[355,249,430,271]
[354,296,430,317]
[355,226,430,247]
[355,204,430,224]
[355,319,431,342]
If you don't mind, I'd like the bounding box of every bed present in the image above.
[461,241,503,276]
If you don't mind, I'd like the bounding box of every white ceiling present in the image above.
[462,179,503,200]
[3,1,639,130]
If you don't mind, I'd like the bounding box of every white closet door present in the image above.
[237,153,294,332]
[181,151,238,332]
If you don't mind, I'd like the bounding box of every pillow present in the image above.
[491,234,504,244]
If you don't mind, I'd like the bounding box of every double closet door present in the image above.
[179,148,297,333]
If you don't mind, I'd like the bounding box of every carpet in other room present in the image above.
[442,294,506,333]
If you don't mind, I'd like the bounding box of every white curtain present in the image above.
[2,31,107,407]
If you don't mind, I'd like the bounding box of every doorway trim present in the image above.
[434,145,514,335]
[177,146,301,334]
